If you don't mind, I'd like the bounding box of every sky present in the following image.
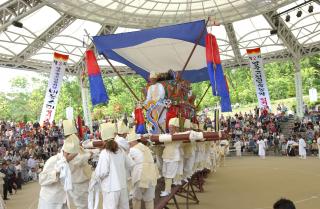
[0,67,42,93]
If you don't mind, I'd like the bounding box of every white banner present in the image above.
[247,48,271,109]
[81,87,93,133]
[309,88,318,102]
[39,53,68,125]
[66,106,74,120]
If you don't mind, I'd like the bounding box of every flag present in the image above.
[86,50,109,106]
[205,34,232,112]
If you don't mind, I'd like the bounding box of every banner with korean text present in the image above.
[39,52,68,125]
[247,48,271,109]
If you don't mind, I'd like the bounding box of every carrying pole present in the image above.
[196,83,211,109]
[103,54,140,101]
[179,17,210,79]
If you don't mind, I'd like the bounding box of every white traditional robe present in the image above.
[234,141,242,157]
[68,151,91,209]
[38,153,69,209]
[95,149,132,209]
[257,140,266,158]
[129,143,158,202]
[317,137,320,159]
[298,138,307,158]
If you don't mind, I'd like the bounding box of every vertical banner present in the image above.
[309,88,318,102]
[81,86,93,133]
[39,52,68,125]
[247,48,271,109]
[66,107,74,120]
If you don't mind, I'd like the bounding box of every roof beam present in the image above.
[264,11,304,59]
[15,14,76,61]
[225,23,243,64]
[0,0,45,32]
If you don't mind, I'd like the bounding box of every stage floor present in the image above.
[7,156,320,209]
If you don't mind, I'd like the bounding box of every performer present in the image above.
[63,120,93,209]
[95,123,132,209]
[317,134,320,159]
[134,102,146,134]
[115,120,130,153]
[38,124,80,209]
[219,139,229,166]
[182,119,195,181]
[161,118,181,197]
[298,135,307,159]
[128,132,159,209]
[234,140,242,157]
[257,138,266,159]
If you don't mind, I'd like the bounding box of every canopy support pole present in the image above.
[179,17,210,79]
[196,83,211,109]
[293,60,304,118]
[103,54,140,101]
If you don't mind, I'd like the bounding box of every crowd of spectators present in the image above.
[0,121,64,200]
[203,104,320,157]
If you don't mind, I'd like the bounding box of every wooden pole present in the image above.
[87,131,228,148]
[103,54,140,101]
[196,83,211,109]
[179,18,210,79]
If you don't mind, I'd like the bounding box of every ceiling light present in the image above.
[285,14,290,22]
[12,21,23,28]
[308,5,313,13]
[296,10,302,17]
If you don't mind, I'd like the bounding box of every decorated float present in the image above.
[88,19,231,142]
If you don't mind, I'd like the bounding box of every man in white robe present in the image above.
[128,132,158,209]
[62,120,93,209]
[257,139,266,159]
[317,136,320,159]
[161,118,181,197]
[115,120,130,153]
[95,123,133,209]
[298,135,307,159]
[38,125,80,209]
[182,119,195,181]
[234,140,242,157]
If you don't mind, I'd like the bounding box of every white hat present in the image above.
[169,117,179,127]
[184,119,191,129]
[127,132,140,142]
[149,72,159,79]
[62,134,80,154]
[63,120,77,136]
[117,121,129,134]
[100,123,116,141]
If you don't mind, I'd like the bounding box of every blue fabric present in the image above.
[88,74,109,106]
[94,20,208,83]
[215,64,232,112]
[136,124,146,134]
[207,62,217,96]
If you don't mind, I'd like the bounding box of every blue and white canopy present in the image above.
[93,20,208,83]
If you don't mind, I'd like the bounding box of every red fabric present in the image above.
[77,115,83,140]
[166,105,178,130]
[86,50,101,76]
[205,34,221,64]
[205,34,214,63]
[134,107,145,124]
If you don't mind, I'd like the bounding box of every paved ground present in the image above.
[6,156,320,209]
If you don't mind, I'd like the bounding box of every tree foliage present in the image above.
[0,55,319,122]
